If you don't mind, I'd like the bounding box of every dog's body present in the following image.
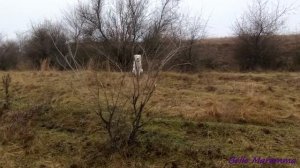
[132,55,143,76]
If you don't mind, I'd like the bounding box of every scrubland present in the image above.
[0,71,299,168]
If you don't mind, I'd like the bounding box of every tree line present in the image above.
[0,0,299,72]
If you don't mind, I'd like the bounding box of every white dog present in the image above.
[132,55,143,76]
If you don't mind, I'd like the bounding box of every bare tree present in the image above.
[234,0,291,70]
[169,14,208,72]
[74,0,148,70]
[71,0,185,71]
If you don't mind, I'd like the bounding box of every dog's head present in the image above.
[134,55,142,62]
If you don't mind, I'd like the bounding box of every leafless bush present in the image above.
[234,0,291,71]
[1,74,12,111]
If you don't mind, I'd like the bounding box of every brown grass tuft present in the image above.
[40,58,50,71]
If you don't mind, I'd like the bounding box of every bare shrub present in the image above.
[1,74,12,111]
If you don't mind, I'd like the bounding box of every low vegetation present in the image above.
[0,71,299,167]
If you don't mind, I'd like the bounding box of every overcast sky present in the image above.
[0,0,299,39]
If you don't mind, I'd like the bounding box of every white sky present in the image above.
[0,0,299,39]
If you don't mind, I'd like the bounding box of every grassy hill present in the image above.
[0,71,299,167]
[193,34,300,70]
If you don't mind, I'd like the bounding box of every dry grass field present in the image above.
[0,71,299,168]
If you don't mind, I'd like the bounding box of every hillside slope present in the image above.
[193,34,300,70]
[0,71,299,167]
